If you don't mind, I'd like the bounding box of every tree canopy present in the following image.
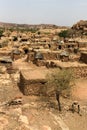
[58,29,75,38]
[0,29,4,37]
[46,69,74,111]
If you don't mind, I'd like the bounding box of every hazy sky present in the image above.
[0,0,87,26]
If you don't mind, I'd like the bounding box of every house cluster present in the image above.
[0,26,87,68]
[0,25,87,96]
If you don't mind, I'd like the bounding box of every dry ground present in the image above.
[0,58,87,130]
[13,58,87,130]
[73,79,87,101]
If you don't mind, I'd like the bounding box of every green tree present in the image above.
[0,29,4,37]
[46,69,74,111]
[58,29,75,38]
[58,30,69,38]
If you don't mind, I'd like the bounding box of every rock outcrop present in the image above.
[72,20,87,36]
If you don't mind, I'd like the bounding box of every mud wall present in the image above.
[64,66,87,78]
[19,66,87,96]
[78,42,87,48]
[28,52,60,62]
[43,52,59,60]
[80,52,87,64]
[19,72,47,96]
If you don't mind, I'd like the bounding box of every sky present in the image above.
[0,0,87,26]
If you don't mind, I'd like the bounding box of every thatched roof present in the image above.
[60,51,69,57]
[12,49,21,55]
[34,52,44,59]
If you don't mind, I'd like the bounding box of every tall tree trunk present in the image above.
[56,91,61,111]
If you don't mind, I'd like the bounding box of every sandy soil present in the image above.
[11,59,87,130]
[73,79,87,102]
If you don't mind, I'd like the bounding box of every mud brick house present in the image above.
[19,69,49,96]
[0,56,12,66]
[78,42,87,48]
[0,56,12,73]
[57,43,65,50]
[0,50,11,56]
[65,43,78,49]
[27,50,60,63]
[33,51,44,65]
[59,51,69,62]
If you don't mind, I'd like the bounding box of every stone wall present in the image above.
[80,52,87,64]
[43,52,59,60]
[72,66,87,78]
[34,60,46,67]
[19,72,47,96]
[12,54,21,61]
[27,51,60,62]
[63,66,87,78]
[27,52,34,62]
[19,65,87,96]
[78,42,87,48]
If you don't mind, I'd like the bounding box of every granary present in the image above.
[11,49,21,61]
[59,51,69,62]
[34,51,44,65]
[34,51,44,60]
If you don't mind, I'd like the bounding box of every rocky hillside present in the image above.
[0,22,62,29]
[71,20,87,36]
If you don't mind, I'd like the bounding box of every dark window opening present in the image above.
[68,45,70,48]
[0,61,9,64]
[23,48,29,54]
[21,39,28,42]
[59,45,61,49]
[13,37,18,41]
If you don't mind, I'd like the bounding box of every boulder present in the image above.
[19,115,29,125]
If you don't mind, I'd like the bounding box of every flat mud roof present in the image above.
[20,68,49,80]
